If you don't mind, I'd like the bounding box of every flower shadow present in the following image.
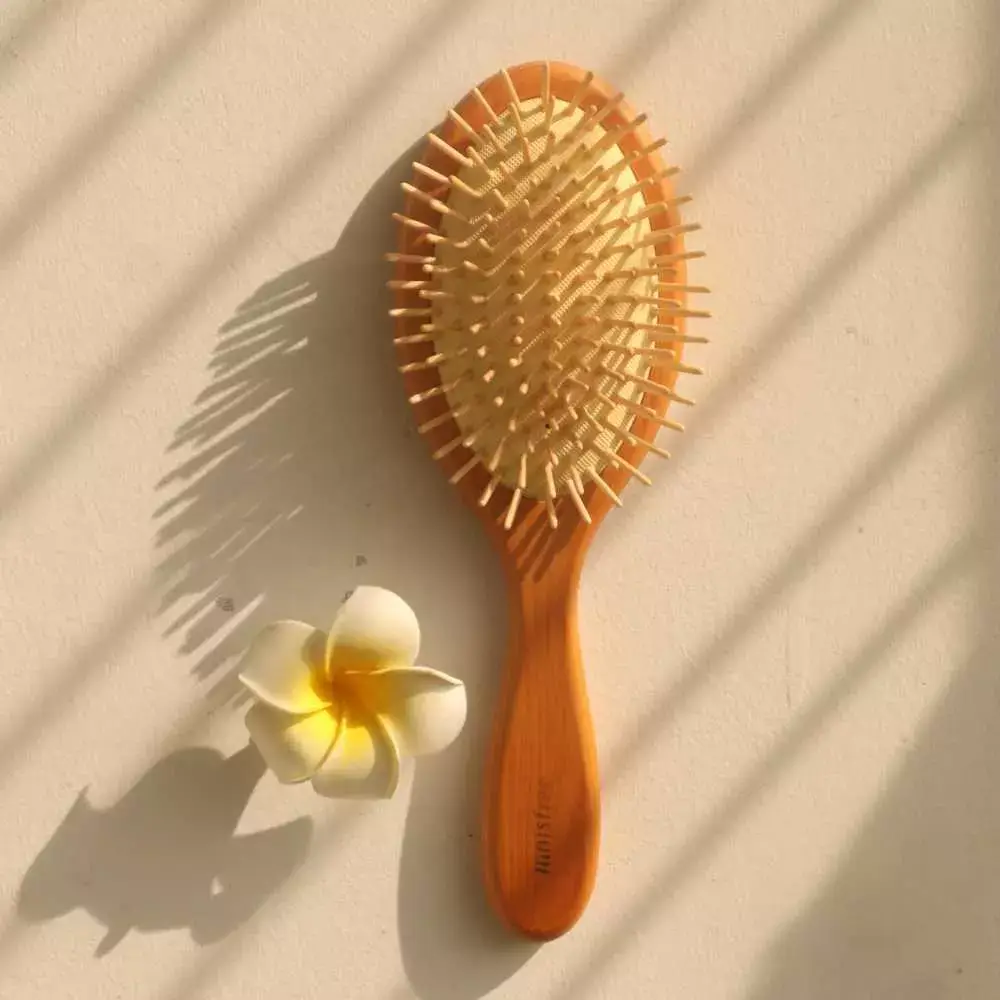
[16,745,311,955]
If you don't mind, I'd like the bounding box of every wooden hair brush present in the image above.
[387,61,708,939]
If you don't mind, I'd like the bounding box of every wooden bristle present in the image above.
[392,213,435,234]
[588,468,623,506]
[413,161,450,186]
[566,477,592,524]
[504,487,523,529]
[479,473,501,506]
[447,108,481,144]
[385,252,436,265]
[419,406,467,432]
[563,71,596,117]
[389,68,709,531]
[472,86,501,124]
[449,454,479,484]
[427,131,474,168]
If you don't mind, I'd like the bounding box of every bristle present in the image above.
[385,252,435,264]
[510,99,532,164]
[504,487,523,529]
[447,108,481,144]
[472,86,501,124]
[542,62,553,132]
[563,71,596,117]
[566,476,592,524]
[392,213,435,234]
[673,361,704,376]
[479,473,501,506]
[419,406,465,432]
[545,497,558,527]
[602,362,700,400]
[488,434,508,472]
[588,115,651,161]
[611,296,712,319]
[588,468,623,506]
[403,182,470,222]
[432,435,465,459]
[612,391,686,431]
[427,131,474,168]
[480,121,506,160]
[389,307,433,318]
[601,265,658,281]
[390,69,709,530]
[450,174,482,198]
[584,91,626,133]
[394,332,435,345]
[413,162,450,186]
[651,250,707,266]
[413,162,484,201]
[467,145,488,171]
[408,380,459,405]
[658,282,711,294]
[590,437,653,486]
[449,454,479,484]
[592,410,671,458]
[399,351,449,373]
[632,223,702,251]
[609,167,682,204]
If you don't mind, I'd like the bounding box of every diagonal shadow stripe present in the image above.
[603,0,702,85]
[552,88,990,1000]
[720,8,1000,998]
[0,0,471,522]
[592,110,986,790]
[0,0,73,85]
[604,355,979,793]
[612,98,987,532]
[686,0,869,188]
[554,537,976,999]
[0,580,158,781]
[0,0,246,261]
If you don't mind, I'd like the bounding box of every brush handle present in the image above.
[482,561,600,939]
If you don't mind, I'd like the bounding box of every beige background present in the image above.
[1,1,997,997]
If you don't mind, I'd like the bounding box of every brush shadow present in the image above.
[16,745,311,954]
[154,139,447,691]
[154,140,530,994]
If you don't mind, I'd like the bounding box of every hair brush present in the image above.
[387,61,708,939]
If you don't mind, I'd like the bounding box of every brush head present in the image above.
[389,63,708,533]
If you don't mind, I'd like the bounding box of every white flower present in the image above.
[237,586,466,798]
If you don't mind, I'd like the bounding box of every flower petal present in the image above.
[325,586,420,674]
[346,666,467,757]
[311,702,400,799]
[237,621,330,714]
[245,703,340,783]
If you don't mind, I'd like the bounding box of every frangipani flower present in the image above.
[237,586,466,798]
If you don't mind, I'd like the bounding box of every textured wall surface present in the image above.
[1,1,998,997]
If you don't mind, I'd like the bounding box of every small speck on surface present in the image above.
[354,554,368,567]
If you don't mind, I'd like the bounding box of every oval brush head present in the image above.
[390,64,708,532]
[388,62,708,939]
